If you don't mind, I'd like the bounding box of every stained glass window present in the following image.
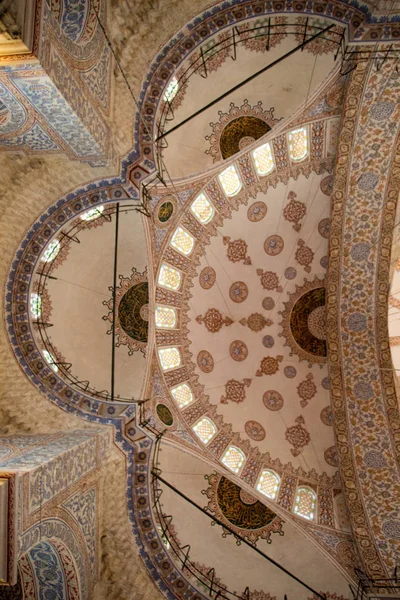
[157,525,170,549]
[41,239,61,263]
[288,127,308,162]
[221,446,246,474]
[155,306,177,329]
[30,293,42,319]
[253,142,274,176]
[294,487,317,521]
[158,347,181,371]
[80,205,104,221]
[158,264,181,291]
[190,193,215,224]
[257,470,280,500]
[42,350,58,372]
[170,383,193,408]
[164,77,179,103]
[170,226,194,256]
[192,417,216,444]
[218,164,242,197]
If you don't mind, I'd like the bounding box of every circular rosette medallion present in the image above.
[197,350,214,373]
[247,201,267,222]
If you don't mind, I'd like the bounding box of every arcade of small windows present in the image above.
[252,142,274,176]
[170,383,193,408]
[218,164,242,196]
[288,127,309,162]
[30,293,42,319]
[257,469,280,500]
[155,306,177,329]
[164,77,179,103]
[41,239,61,263]
[80,205,104,221]
[294,486,317,521]
[221,446,246,474]
[190,193,215,224]
[42,350,58,372]
[158,347,181,371]
[170,226,195,256]
[192,417,217,444]
[158,264,181,291]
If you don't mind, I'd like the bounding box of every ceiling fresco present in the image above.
[4,0,400,598]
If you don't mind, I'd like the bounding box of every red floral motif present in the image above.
[220,378,251,404]
[257,269,283,292]
[245,420,266,441]
[223,236,252,265]
[229,340,248,362]
[263,390,284,411]
[247,201,268,222]
[197,350,214,373]
[196,308,233,333]
[264,235,284,256]
[256,355,283,377]
[199,266,216,289]
[324,446,338,467]
[297,373,317,408]
[285,415,310,457]
[229,281,248,303]
[240,313,273,332]
[283,191,306,232]
[295,239,314,273]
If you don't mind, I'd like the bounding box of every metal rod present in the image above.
[152,471,326,600]
[111,202,119,402]
[155,23,334,142]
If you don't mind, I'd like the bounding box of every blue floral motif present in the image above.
[27,541,67,600]
[61,0,88,42]
[0,122,59,151]
[0,82,27,135]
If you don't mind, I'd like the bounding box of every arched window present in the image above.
[164,77,179,103]
[80,205,104,221]
[253,142,274,176]
[158,347,181,371]
[288,127,308,162]
[170,226,194,256]
[221,446,246,474]
[41,239,61,263]
[42,350,58,372]
[155,306,177,329]
[257,469,280,500]
[294,486,317,521]
[157,525,170,549]
[158,264,181,291]
[218,164,242,197]
[190,193,215,224]
[170,383,193,408]
[192,417,217,444]
[30,293,42,319]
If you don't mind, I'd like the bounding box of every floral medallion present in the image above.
[220,378,251,404]
[264,235,284,256]
[283,191,306,232]
[203,472,284,544]
[262,335,274,348]
[284,366,297,378]
[285,415,311,457]
[295,239,314,273]
[223,236,252,265]
[197,350,214,374]
[247,201,267,222]
[245,420,266,441]
[257,269,283,292]
[229,340,248,362]
[256,355,283,377]
[199,266,216,290]
[278,276,327,364]
[196,308,233,333]
[324,446,338,467]
[102,267,148,356]
[263,390,284,411]
[284,267,297,280]
[262,297,275,310]
[229,281,249,303]
[240,313,272,332]
[297,373,317,408]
